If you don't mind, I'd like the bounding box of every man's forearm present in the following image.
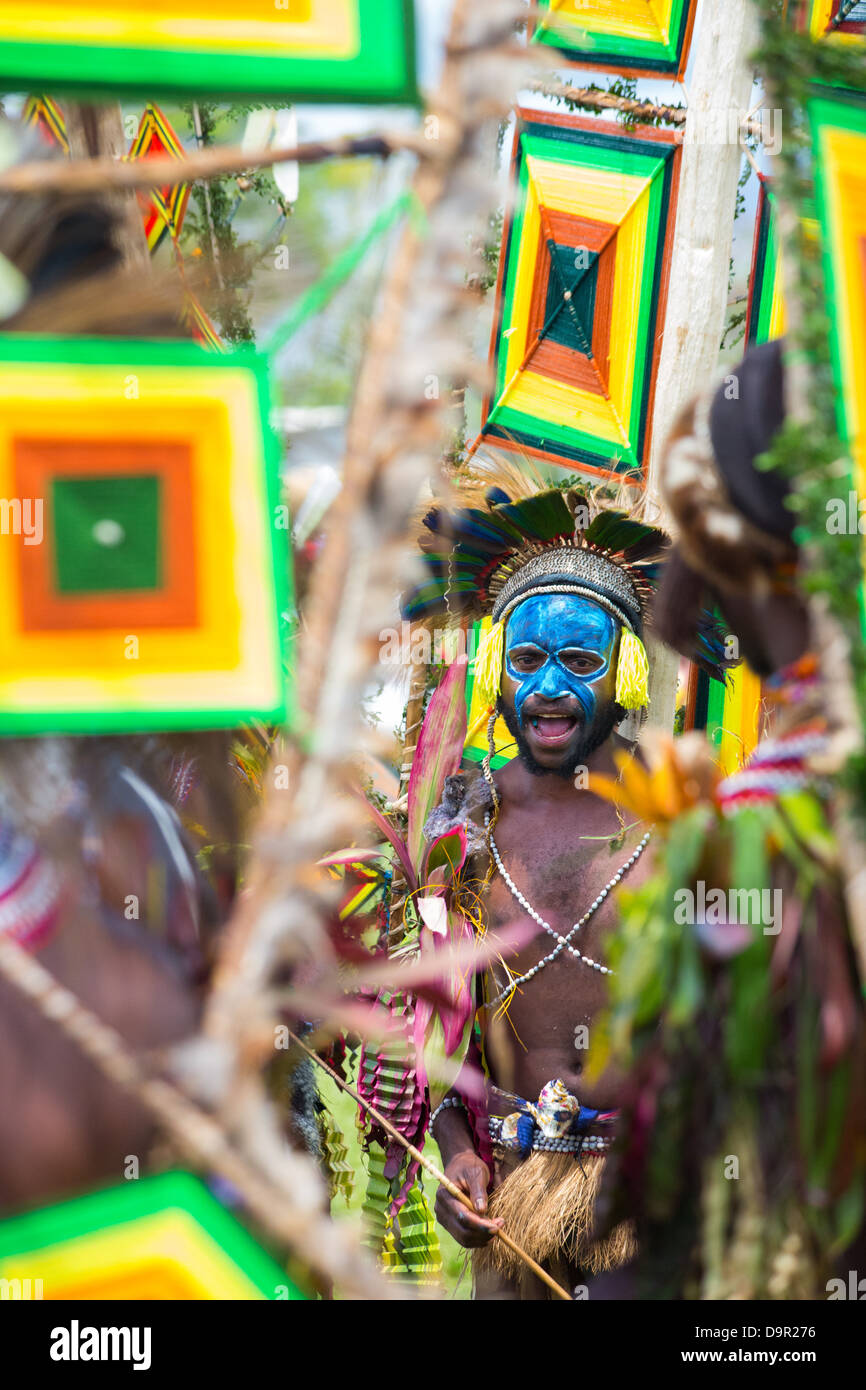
[432,1097,477,1167]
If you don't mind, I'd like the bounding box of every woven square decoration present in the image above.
[746,177,786,346]
[801,1,866,40]
[480,109,682,482]
[529,0,698,80]
[0,1171,305,1300]
[0,335,288,735]
[810,84,866,633]
[746,178,819,346]
[0,0,417,103]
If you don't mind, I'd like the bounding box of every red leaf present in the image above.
[422,824,467,883]
[318,848,387,869]
[407,657,468,874]
[357,793,417,890]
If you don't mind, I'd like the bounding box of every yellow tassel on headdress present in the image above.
[615,628,649,710]
[473,619,505,708]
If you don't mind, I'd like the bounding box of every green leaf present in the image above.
[777,789,836,864]
[423,825,467,880]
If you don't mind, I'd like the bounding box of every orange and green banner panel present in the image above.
[480,108,681,482]
[464,617,516,770]
[0,0,417,104]
[704,661,762,778]
[0,1171,305,1300]
[529,0,698,80]
[0,335,288,735]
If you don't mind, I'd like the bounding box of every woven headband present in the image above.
[491,548,642,633]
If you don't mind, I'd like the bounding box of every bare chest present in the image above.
[479,800,651,1101]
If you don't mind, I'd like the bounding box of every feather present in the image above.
[584,511,661,558]
[485,486,511,506]
[403,451,673,633]
[492,488,576,545]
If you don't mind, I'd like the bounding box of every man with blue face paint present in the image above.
[500,591,622,777]
[404,475,731,1297]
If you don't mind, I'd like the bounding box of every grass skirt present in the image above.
[473,1150,636,1286]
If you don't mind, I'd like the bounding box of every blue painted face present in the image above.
[502,592,619,732]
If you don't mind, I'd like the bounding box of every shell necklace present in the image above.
[484,811,651,1004]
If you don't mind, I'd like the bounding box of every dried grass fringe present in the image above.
[473,1151,636,1282]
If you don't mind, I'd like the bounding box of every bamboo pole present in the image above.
[647,0,761,492]
[644,0,761,731]
[204,0,517,1027]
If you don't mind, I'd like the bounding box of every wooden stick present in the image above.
[0,130,427,196]
[532,80,768,142]
[0,936,396,1300]
[531,80,688,126]
[288,1030,573,1301]
[0,89,769,203]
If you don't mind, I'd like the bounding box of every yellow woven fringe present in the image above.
[615,628,649,710]
[473,1151,636,1283]
[473,619,505,707]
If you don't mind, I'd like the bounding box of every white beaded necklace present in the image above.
[483,811,651,1004]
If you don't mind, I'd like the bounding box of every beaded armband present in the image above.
[430,1096,466,1127]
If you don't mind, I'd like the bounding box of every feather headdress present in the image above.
[403,456,733,710]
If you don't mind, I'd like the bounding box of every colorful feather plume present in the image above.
[404,476,668,625]
[404,461,733,683]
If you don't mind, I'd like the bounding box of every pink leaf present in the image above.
[317,848,387,869]
[414,906,478,1091]
[412,995,433,1093]
[407,656,468,874]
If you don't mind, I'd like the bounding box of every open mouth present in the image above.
[527,714,579,747]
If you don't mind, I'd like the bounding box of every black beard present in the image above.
[499,698,625,779]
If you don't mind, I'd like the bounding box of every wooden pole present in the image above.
[645,0,760,728]
[65,103,150,274]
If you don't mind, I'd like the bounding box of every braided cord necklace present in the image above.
[480,710,650,1004]
[484,812,650,1000]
